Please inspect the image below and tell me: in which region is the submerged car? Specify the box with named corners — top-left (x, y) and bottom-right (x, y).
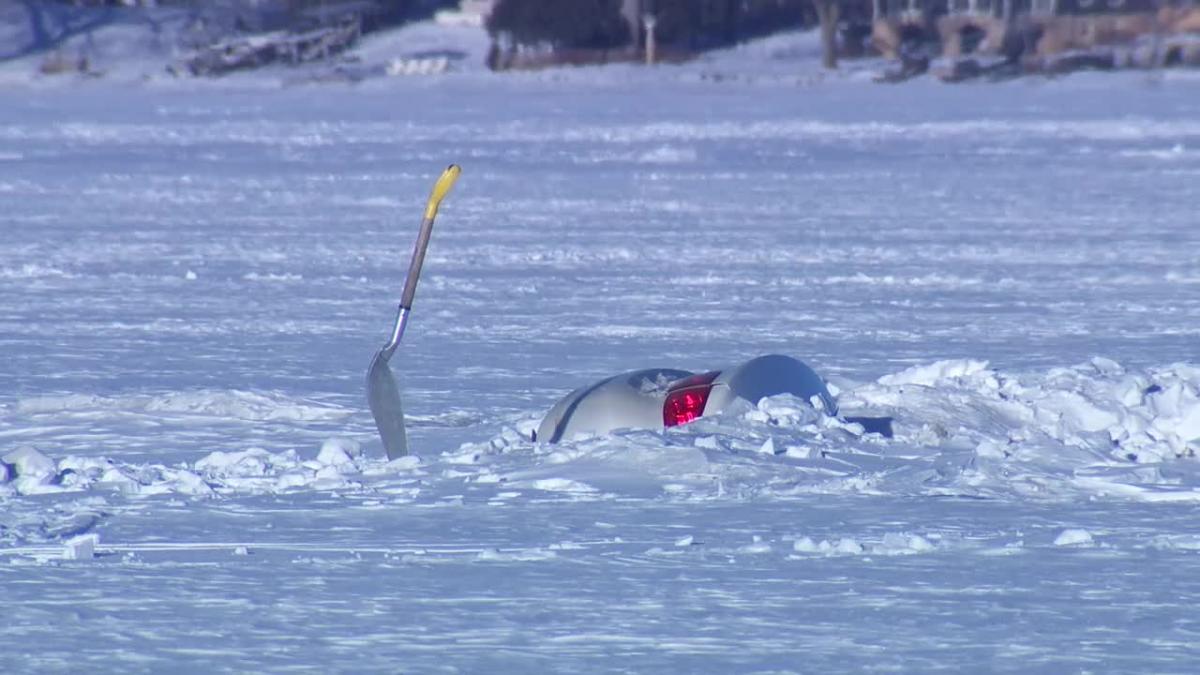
top-left (535, 354), bottom-right (892, 443)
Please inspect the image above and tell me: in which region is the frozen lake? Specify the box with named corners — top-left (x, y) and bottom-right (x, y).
top-left (3, 68), bottom-right (1200, 671)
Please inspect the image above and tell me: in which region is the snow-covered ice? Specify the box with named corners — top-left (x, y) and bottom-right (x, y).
top-left (3, 24), bottom-right (1200, 671)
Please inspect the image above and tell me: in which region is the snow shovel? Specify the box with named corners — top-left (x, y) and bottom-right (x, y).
top-left (367, 165), bottom-right (461, 459)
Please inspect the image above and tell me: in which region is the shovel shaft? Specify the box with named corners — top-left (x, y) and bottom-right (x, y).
top-left (380, 306), bottom-right (410, 360)
top-left (400, 217), bottom-right (434, 311)
top-left (399, 165), bottom-right (460, 312)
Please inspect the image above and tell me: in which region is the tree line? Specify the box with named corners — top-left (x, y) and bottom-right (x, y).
top-left (487, 0), bottom-right (822, 54)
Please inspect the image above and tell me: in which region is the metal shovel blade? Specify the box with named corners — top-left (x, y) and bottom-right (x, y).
top-left (367, 349), bottom-right (407, 459)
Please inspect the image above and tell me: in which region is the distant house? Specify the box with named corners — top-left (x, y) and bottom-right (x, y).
top-left (870, 0), bottom-right (1200, 62)
top-left (1030, 0), bottom-right (1175, 59)
top-left (870, 0), bottom-right (945, 60)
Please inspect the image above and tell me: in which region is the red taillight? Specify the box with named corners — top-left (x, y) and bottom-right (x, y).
top-left (664, 390), bottom-right (709, 426)
top-left (663, 371), bottom-right (720, 427)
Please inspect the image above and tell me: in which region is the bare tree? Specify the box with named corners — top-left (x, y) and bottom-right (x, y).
top-left (810, 0), bottom-right (839, 69)
top-left (8, 0), bottom-right (112, 60)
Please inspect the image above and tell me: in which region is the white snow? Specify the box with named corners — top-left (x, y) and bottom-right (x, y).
top-left (1, 15), bottom-right (1200, 672)
top-left (877, 359), bottom-right (992, 387)
top-left (2, 445), bottom-right (60, 495)
top-left (63, 533), bottom-right (99, 561)
top-left (1053, 529), bottom-right (1096, 547)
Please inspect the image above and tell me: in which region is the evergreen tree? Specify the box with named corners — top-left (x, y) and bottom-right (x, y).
top-left (487, 0), bottom-right (631, 49)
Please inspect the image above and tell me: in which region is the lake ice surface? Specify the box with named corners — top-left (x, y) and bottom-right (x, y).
top-left (2, 62), bottom-right (1200, 672)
